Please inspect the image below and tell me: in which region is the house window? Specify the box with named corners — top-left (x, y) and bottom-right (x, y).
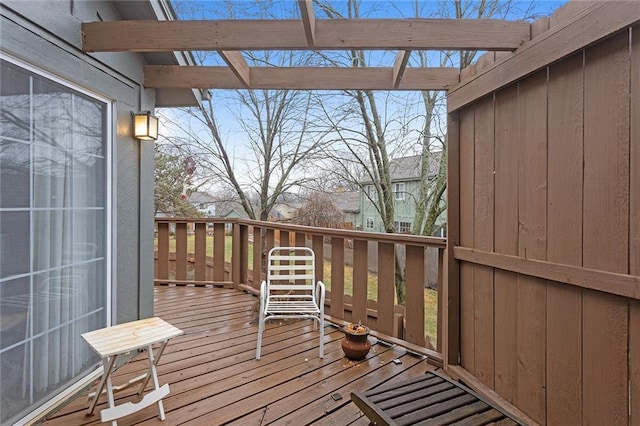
top-left (366, 185), bottom-right (375, 199)
top-left (394, 183), bottom-right (405, 200)
top-left (0, 57), bottom-right (110, 424)
top-left (366, 217), bottom-right (374, 229)
top-left (395, 221), bottom-right (412, 233)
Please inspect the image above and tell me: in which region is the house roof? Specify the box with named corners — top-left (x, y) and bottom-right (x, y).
top-left (392, 153), bottom-right (442, 181)
top-left (330, 191), bottom-right (359, 213)
top-left (214, 200), bottom-right (250, 219)
top-left (361, 153), bottom-right (443, 184)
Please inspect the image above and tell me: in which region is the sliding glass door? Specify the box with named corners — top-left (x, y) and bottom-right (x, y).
top-left (0, 56), bottom-right (111, 424)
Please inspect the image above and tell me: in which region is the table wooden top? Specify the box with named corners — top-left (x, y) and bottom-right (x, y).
top-left (81, 317), bottom-right (183, 357)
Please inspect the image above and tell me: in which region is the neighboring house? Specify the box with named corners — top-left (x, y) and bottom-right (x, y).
top-left (270, 202), bottom-right (302, 222)
top-left (329, 190), bottom-right (360, 229)
top-left (188, 191), bottom-right (216, 217)
top-left (356, 154), bottom-right (445, 234)
top-left (0, 1), bottom-right (202, 423)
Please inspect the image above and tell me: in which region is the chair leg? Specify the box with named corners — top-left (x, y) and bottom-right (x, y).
top-left (319, 314), bottom-right (324, 359)
top-left (256, 306), bottom-right (265, 360)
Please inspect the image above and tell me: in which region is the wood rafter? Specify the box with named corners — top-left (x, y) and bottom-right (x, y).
top-left (82, 19), bottom-right (530, 52)
top-left (144, 65), bottom-right (459, 91)
top-left (392, 50), bottom-right (411, 89)
top-left (217, 51), bottom-right (250, 87)
top-left (297, 0), bottom-right (316, 47)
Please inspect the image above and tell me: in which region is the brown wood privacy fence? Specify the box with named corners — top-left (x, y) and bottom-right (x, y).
top-left (154, 217), bottom-right (446, 355)
top-left (446, 3), bottom-right (640, 425)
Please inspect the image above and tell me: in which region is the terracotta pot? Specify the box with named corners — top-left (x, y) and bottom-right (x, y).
top-left (341, 326), bottom-right (371, 360)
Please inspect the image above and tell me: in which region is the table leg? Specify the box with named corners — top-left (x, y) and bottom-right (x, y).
top-left (146, 343), bottom-right (166, 420)
top-left (137, 340), bottom-right (169, 396)
top-left (87, 355), bottom-right (117, 416)
top-left (104, 371), bottom-right (117, 426)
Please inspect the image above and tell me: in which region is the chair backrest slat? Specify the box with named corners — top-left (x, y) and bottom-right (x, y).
top-left (266, 247), bottom-right (316, 297)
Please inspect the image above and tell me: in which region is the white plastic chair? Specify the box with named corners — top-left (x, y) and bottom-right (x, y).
top-left (256, 246), bottom-right (326, 360)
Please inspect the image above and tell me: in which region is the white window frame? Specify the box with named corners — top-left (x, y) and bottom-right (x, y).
top-left (394, 183), bottom-right (405, 200)
top-left (365, 217), bottom-right (374, 229)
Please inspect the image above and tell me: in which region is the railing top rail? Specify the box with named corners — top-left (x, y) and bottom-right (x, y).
top-left (154, 217), bottom-right (446, 248)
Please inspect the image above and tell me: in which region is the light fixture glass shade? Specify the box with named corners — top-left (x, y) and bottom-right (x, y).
top-left (133, 111), bottom-right (159, 140)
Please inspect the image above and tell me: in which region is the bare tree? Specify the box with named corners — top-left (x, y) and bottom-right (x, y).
top-left (161, 2), bottom-right (331, 221)
top-left (293, 192), bottom-right (345, 228)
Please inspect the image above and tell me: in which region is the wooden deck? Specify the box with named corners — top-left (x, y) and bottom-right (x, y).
top-left (44, 285), bottom-right (436, 425)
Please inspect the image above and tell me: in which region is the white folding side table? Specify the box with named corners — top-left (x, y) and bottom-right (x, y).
top-left (81, 317), bottom-right (183, 425)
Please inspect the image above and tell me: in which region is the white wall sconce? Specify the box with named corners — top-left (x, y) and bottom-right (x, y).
top-left (133, 111), bottom-right (158, 141)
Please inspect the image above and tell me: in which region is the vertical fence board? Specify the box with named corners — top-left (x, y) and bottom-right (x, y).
top-left (175, 222), bottom-right (188, 281)
top-left (493, 84), bottom-right (519, 402)
top-left (546, 52), bottom-right (584, 426)
top-left (436, 248), bottom-right (444, 352)
top-left (515, 70), bottom-right (547, 424)
top-left (405, 245), bottom-right (425, 346)
top-left (632, 301), bottom-right (640, 426)
top-left (330, 238), bottom-right (345, 320)
top-left (446, 110), bottom-right (462, 365)
top-left (352, 239), bottom-right (368, 325)
top-left (194, 222), bottom-right (207, 282)
top-left (631, 25), bottom-right (640, 426)
top-left (473, 97), bottom-right (495, 388)
top-left (459, 106), bottom-right (475, 371)
top-left (157, 222), bottom-right (169, 280)
top-left (295, 232), bottom-right (305, 248)
top-left (213, 222), bottom-right (225, 281)
top-left (582, 33), bottom-right (630, 425)
top-left (377, 242), bottom-right (395, 336)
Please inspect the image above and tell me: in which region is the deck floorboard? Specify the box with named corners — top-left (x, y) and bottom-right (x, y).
top-left (44, 285), bottom-right (435, 425)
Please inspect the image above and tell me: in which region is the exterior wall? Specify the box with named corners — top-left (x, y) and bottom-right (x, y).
top-left (448, 3), bottom-right (640, 424)
top-left (358, 179), bottom-right (420, 232)
top-left (0, 1), bottom-right (156, 322)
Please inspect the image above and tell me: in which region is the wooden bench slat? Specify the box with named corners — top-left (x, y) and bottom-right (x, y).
top-left (377, 382), bottom-right (455, 410)
top-left (367, 376), bottom-right (446, 402)
top-left (420, 400), bottom-right (491, 425)
top-left (351, 370), bottom-right (524, 426)
top-left (395, 393), bottom-right (477, 425)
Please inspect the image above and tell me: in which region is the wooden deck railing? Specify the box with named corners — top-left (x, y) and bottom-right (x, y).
top-left (154, 217), bottom-right (446, 357)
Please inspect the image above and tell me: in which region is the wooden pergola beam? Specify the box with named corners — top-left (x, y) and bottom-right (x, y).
top-left (392, 50), bottom-right (411, 89)
top-left (144, 66), bottom-right (459, 91)
top-left (83, 19), bottom-right (530, 52)
top-left (297, 0), bottom-right (316, 47)
top-left (217, 51), bottom-right (250, 87)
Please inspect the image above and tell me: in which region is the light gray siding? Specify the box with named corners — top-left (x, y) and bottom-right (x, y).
top-left (1, 0), bottom-right (156, 322)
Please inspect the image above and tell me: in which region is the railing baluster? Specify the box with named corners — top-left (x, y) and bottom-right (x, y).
top-left (252, 226), bottom-right (263, 290)
top-left (157, 222), bottom-right (169, 282)
top-left (405, 244), bottom-right (426, 345)
top-left (352, 239), bottom-right (368, 325)
top-left (313, 235), bottom-right (324, 283)
top-left (213, 222), bottom-right (225, 282)
top-left (194, 222), bottom-right (206, 282)
top-left (175, 222), bottom-right (188, 282)
top-left (377, 242), bottom-right (395, 336)
top-left (330, 237), bottom-right (345, 320)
